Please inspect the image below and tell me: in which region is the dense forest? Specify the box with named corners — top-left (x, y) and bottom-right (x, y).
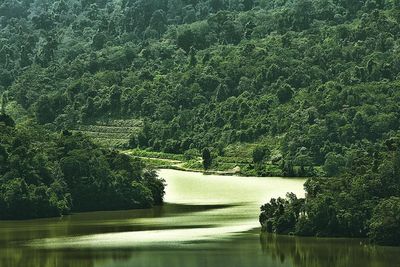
top-left (260, 137), bottom-right (400, 246)
top-left (2, 0), bottom-right (400, 170)
top-left (0, 113), bottom-right (165, 219)
top-left (0, 0), bottom-right (399, 244)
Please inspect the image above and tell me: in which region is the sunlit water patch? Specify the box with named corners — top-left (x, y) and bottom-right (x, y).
top-left (28, 169), bottom-right (305, 249)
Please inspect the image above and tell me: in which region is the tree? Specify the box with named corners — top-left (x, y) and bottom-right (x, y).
top-left (131, 182), bottom-right (154, 208)
top-left (143, 169), bottom-right (165, 205)
top-left (92, 32), bottom-right (107, 50)
top-left (210, 0), bottom-right (224, 12)
top-left (323, 152), bottom-right (346, 176)
top-left (1, 178), bottom-right (31, 219)
top-left (149, 9), bottom-right (167, 35)
top-left (292, 0), bottom-right (315, 30)
top-left (0, 145), bottom-right (8, 173)
top-left (177, 28), bottom-right (195, 52)
top-left (277, 84), bottom-right (294, 103)
top-left (241, 0), bottom-right (254, 11)
top-left (35, 95), bottom-right (55, 124)
top-left (294, 148), bottom-right (313, 175)
top-left (0, 113), bottom-right (14, 127)
top-left (252, 146), bottom-right (270, 164)
top-left (259, 193), bottom-right (304, 234)
top-left (202, 147), bottom-right (213, 170)
top-left (369, 197), bottom-right (400, 246)
top-left (1, 92), bottom-right (7, 114)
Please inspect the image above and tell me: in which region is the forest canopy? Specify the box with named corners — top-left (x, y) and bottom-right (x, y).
top-left (0, 115), bottom-right (165, 219)
top-left (1, 1), bottom-right (400, 169)
top-left (260, 136), bottom-right (400, 246)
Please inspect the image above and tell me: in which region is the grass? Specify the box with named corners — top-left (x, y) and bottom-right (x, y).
top-left (76, 131), bottom-right (321, 177)
top-left (123, 149), bottom-right (186, 161)
top-left (182, 160), bottom-right (203, 170)
top-left (140, 158), bottom-right (177, 168)
top-left (124, 147), bottom-right (287, 177)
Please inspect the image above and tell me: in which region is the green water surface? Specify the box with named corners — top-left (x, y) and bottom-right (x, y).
top-left (0, 169), bottom-right (398, 267)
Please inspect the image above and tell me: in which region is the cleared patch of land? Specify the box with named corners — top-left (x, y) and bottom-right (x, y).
top-left (122, 145), bottom-right (285, 177)
top-left (71, 119), bottom-right (142, 148)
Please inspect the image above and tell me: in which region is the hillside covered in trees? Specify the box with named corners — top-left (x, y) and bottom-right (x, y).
top-left (0, 0), bottom-right (399, 244)
top-left (1, 0), bottom-right (400, 172)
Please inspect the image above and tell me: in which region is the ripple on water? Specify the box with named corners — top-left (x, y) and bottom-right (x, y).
top-left (28, 170), bottom-right (306, 249)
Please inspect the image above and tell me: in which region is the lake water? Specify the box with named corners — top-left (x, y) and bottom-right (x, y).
top-left (0, 169), bottom-right (399, 267)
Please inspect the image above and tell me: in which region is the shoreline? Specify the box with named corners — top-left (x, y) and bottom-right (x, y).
top-left (123, 151), bottom-right (315, 178)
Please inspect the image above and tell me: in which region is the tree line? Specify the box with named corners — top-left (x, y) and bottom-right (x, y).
top-left (0, 114), bottom-right (165, 219)
top-left (260, 137), bottom-right (400, 246)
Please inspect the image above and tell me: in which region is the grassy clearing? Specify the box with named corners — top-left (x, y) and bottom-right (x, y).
top-left (123, 149), bottom-right (186, 161)
top-left (110, 140), bottom-right (319, 177)
top-left (139, 158), bottom-right (178, 168)
top-left (123, 146), bottom-right (291, 177)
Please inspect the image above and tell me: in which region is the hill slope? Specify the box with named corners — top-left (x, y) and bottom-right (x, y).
top-left (2, 1), bottom-right (400, 176)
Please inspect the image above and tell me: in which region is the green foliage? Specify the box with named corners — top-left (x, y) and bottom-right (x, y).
top-left (202, 147), bottom-right (213, 170)
top-left (276, 84), bottom-right (294, 104)
top-left (2, 0), bottom-right (400, 168)
top-left (184, 148), bottom-right (200, 160)
top-left (259, 193), bottom-right (305, 234)
top-left (323, 152), bottom-right (346, 177)
top-left (125, 149), bottom-right (185, 161)
top-left (252, 146), bottom-right (270, 164)
top-left (0, 113), bottom-right (15, 127)
top-left (142, 169), bottom-right (165, 205)
top-left (1, 92), bottom-right (7, 114)
top-left (369, 197), bottom-right (400, 246)
top-left (260, 139), bottom-right (400, 245)
top-left (0, 119), bottom-right (165, 219)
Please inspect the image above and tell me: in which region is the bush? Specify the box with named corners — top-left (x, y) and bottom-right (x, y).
top-left (369, 197), bottom-right (400, 246)
top-left (323, 152), bottom-right (346, 177)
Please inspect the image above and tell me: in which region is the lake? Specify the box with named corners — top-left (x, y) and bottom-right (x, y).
top-left (0, 169), bottom-right (399, 267)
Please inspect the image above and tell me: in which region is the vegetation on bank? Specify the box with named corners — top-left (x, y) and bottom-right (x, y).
top-left (260, 137), bottom-right (400, 246)
top-left (0, 114), bottom-right (165, 220)
top-left (123, 144), bottom-right (321, 177)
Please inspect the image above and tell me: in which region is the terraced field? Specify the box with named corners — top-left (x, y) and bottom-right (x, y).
top-left (71, 119), bottom-right (142, 148)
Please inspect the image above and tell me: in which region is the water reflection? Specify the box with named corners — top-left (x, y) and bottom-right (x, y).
top-left (0, 169), bottom-right (399, 267)
top-left (260, 233), bottom-right (400, 267)
top-left (2, 232), bottom-right (400, 267)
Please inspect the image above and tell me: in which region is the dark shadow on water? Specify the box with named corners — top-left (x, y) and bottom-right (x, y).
top-left (2, 228), bottom-right (400, 267)
top-left (2, 204), bottom-right (400, 267)
top-left (259, 232), bottom-right (400, 267)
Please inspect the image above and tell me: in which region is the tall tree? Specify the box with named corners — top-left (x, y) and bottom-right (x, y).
top-left (202, 147), bottom-right (213, 170)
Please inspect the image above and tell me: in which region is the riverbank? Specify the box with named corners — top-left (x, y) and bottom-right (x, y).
top-left (122, 149), bottom-right (262, 176)
top-left (122, 149), bottom-right (323, 177)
